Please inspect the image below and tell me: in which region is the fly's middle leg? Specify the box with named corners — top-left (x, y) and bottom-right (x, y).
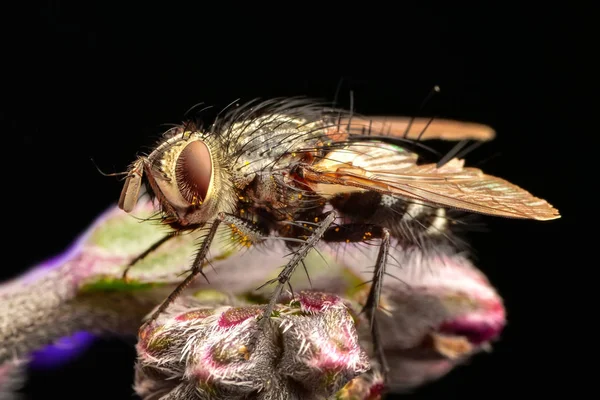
top-left (257, 212), bottom-right (336, 328)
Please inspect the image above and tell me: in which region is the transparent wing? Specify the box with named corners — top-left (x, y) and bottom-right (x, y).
top-left (301, 143), bottom-right (560, 221)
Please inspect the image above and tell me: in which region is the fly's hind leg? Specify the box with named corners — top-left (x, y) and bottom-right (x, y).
top-left (363, 228), bottom-right (391, 380)
top-left (322, 224), bottom-right (391, 384)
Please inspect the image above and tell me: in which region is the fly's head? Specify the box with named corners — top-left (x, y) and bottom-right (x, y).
top-left (119, 128), bottom-right (236, 228)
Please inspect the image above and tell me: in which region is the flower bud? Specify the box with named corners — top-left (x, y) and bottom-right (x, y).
top-left (135, 290), bottom-right (369, 400)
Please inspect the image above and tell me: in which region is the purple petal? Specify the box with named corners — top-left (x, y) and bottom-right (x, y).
top-left (28, 331), bottom-right (97, 370)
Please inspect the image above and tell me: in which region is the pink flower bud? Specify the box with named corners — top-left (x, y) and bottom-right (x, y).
top-left (337, 245), bottom-right (506, 394)
top-left (135, 291), bottom-right (370, 400)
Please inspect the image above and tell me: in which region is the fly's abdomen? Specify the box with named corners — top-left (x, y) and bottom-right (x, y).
top-left (328, 191), bottom-right (451, 245)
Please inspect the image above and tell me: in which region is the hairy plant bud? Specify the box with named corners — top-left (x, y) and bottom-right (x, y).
top-left (135, 291), bottom-right (370, 400)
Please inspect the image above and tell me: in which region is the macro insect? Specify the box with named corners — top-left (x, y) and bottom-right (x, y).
top-left (116, 97), bottom-right (560, 378)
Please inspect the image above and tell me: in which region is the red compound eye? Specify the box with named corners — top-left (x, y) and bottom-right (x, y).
top-left (176, 140), bottom-right (212, 205)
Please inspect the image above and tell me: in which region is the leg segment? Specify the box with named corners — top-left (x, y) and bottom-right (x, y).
top-left (141, 212), bottom-right (266, 326)
top-left (363, 228), bottom-right (390, 328)
top-left (363, 228), bottom-right (391, 379)
top-left (142, 218), bottom-right (222, 326)
top-left (259, 212), bottom-right (336, 323)
top-left (321, 224), bottom-right (391, 381)
top-left (122, 232), bottom-right (178, 280)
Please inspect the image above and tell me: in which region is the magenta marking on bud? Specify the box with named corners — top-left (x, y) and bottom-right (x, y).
top-left (192, 342), bottom-right (253, 385)
top-left (311, 335), bottom-right (356, 371)
top-left (367, 382), bottom-right (385, 400)
top-left (217, 306), bottom-right (262, 328)
top-left (438, 297), bottom-right (505, 345)
top-left (297, 291), bottom-right (341, 313)
top-left (289, 311), bottom-right (367, 378)
top-left (135, 297), bottom-right (369, 399)
top-left (175, 309), bottom-right (215, 321)
top-left (438, 317), bottom-right (504, 345)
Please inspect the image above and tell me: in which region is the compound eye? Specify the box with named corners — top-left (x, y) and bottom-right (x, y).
top-left (176, 140), bottom-right (212, 205)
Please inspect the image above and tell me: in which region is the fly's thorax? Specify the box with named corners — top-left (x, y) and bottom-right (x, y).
top-left (240, 173), bottom-right (309, 214)
top-left (147, 130), bottom-right (236, 226)
top-left (228, 114), bottom-right (327, 182)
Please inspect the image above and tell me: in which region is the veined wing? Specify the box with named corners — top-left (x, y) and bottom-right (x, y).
top-left (301, 143), bottom-right (560, 221)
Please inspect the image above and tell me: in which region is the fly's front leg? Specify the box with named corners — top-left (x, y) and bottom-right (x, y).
top-left (122, 232), bottom-right (178, 281)
top-left (142, 218), bottom-right (222, 326)
top-left (259, 212), bottom-right (336, 325)
top-left (118, 157), bottom-right (182, 281)
top-left (142, 212), bottom-right (267, 326)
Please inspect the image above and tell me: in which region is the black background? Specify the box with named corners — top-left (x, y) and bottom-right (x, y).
top-left (2, 3), bottom-right (585, 399)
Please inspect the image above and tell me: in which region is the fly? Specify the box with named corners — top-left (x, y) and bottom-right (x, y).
top-left (116, 97), bottom-right (560, 380)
